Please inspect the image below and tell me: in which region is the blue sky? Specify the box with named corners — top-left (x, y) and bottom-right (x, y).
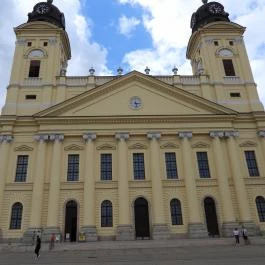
top-left (0, 0), bottom-right (265, 111)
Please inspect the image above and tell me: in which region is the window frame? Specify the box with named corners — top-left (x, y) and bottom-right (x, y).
top-left (170, 199), bottom-right (183, 225)
top-left (256, 196), bottom-right (265, 222)
top-left (196, 151), bottom-right (211, 178)
top-left (28, 60), bottom-right (41, 77)
top-left (165, 152), bottom-right (178, 179)
top-left (100, 153), bottom-right (112, 181)
top-left (133, 153), bottom-right (145, 180)
top-left (15, 155), bottom-right (29, 182)
top-left (67, 154), bottom-right (80, 181)
top-left (244, 150), bottom-right (260, 177)
top-left (101, 200), bottom-right (113, 227)
top-left (9, 202), bottom-right (23, 230)
top-left (222, 59), bottom-right (236, 76)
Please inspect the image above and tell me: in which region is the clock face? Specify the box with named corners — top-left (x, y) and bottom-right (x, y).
top-left (130, 97), bottom-right (142, 109)
top-left (36, 3), bottom-right (50, 14)
top-left (208, 3), bottom-right (223, 14)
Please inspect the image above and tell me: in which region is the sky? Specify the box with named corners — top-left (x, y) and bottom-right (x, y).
top-left (0, 0), bottom-right (265, 113)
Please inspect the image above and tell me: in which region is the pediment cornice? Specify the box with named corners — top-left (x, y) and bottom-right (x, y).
top-left (64, 144), bottom-right (84, 151)
top-left (191, 141), bottom-right (210, 149)
top-left (96, 143), bottom-right (116, 150)
top-left (160, 142), bottom-right (179, 149)
top-left (128, 143), bottom-right (148, 150)
top-left (239, 141), bottom-right (257, 147)
top-left (14, 145), bottom-right (34, 151)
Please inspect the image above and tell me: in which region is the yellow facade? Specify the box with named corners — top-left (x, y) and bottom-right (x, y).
top-left (0, 1), bottom-right (265, 242)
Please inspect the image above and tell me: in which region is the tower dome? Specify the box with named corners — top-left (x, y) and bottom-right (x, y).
top-left (190, 0), bottom-right (230, 33)
top-left (27, 0), bottom-right (65, 29)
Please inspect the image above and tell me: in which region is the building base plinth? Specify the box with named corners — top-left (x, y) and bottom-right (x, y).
top-left (188, 223), bottom-right (208, 238)
top-left (42, 227), bottom-right (61, 242)
top-left (221, 222), bottom-right (239, 237)
top-left (23, 227), bottom-right (42, 244)
top-left (80, 226), bottom-right (98, 241)
top-left (241, 221), bottom-right (261, 236)
top-left (116, 225), bottom-right (134, 241)
top-left (152, 224), bottom-right (170, 240)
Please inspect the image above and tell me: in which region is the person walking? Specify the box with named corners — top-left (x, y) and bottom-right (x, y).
top-left (49, 233), bottom-right (55, 250)
top-left (233, 228), bottom-right (240, 245)
top-left (34, 235), bottom-right (41, 259)
top-left (242, 227), bottom-right (249, 245)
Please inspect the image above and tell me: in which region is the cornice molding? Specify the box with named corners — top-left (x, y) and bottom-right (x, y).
top-left (14, 145), bottom-right (34, 151)
top-left (239, 141), bottom-right (257, 147)
top-left (160, 142), bottom-right (179, 149)
top-left (128, 143), bottom-right (148, 150)
top-left (64, 144), bottom-right (84, 151)
top-left (96, 143), bottom-right (116, 150)
top-left (191, 141), bottom-right (210, 148)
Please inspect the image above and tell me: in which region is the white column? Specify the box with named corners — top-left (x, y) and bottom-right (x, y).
top-left (225, 131), bottom-right (252, 222)
top-left (30, 135), bottom-right (49, 228)
top-left (46, 134), bottom-right (64, 233)
top-left (0, 135), bottom-right (13, 225)
top-left (115, 133), bottom-right (134, 240)
top-left (147, 132), bottom-right (169, 239)
top-left (81, 133), bottom-right (97, 241)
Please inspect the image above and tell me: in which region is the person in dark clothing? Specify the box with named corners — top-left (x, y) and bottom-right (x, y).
top-left (34, 235), bottom-right (41, 258)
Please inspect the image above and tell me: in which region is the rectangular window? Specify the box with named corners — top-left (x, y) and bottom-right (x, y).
top-left (196, 152), bottom-right (211, 178)
top-left (67, 154), bottom-right (79, 181)
top-left (245, 151), bottom-right (259, 177)
top-left (223, 59), bottom-right (236, 76)
top-left (15, 155), bottom-right (29, 182)
top-left (101, 154), bottom-right (112, 180)
top-left (230, 92), bottom-right (241, 98)
top-left (25, 95), bottom-right (37, 100)
top-left (165, 152), bottom-right (178, 179)
top-left (28, 60), bottom-right (40, 77)
top-left (133, 153), bottom-right (145, 180)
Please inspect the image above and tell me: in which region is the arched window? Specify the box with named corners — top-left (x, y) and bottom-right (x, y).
top-left (101, 200), bottom-right (113, 227)
top-left (256, 196), bottom-right (265, 222)
top-left (10, 202), bottom-right (23, 229)
top-left (170, 199), bottom-right (183, 225)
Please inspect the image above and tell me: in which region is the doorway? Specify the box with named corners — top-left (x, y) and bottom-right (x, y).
top-left (134, 197), bottom-right (150, 239)
top-left (204, 197), bottom-right (219, 237)
top-left (65, 200), bottom-right (78, 242)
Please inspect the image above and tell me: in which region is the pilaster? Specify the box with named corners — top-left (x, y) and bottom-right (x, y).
top-left (115, 133), bottom-right (134, 240)
top-left (147, 132), bottom-right (169, 240)
top-left (179, 132), bottom-right (207, 238)
top-left (80, 133), bottom-right (98, 241)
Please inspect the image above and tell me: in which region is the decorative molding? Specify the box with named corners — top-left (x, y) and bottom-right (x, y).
top-left (239, 141), bottom-right (257, 147)
top-left (128, 143), bottom-right (148, 150)
top-left (191, 141), bottom-right (210, 149)
top-left (49, 134), bottom-right (64, 141)
top-left (49, 37), bottom-right (57, 45)
top-left (258, 130), bottom-right (265, 137)
top-left (178, 132), bottom-right (192, 139)
top-left (209, 131), bottom-right (224, 138)
top-left (83, 133), bottom-right (97, 141)
top-left (34, 134), bottom-right (49, 142)
top-left (96, 143), bottom-right (116, 150)
top-left (115, 133), bottom-right (130, 140)
top-left (14, 145), bottom-right (34, 151)
top-left (224, 131), bottom-right (239, 138)
top-left (0, 135), bottom-right (13, 143)
top-left (147, 132), bottom-right (161, 140)
top-left (160, 142), bottom-right (179, 149)
top-left (64, 144), bottom-right (84, 151)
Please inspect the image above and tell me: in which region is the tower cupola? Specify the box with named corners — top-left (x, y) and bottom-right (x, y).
top-left (191, 0), bottom-right (230, 33)
top-left (28, 0), bottom-right (65, 29)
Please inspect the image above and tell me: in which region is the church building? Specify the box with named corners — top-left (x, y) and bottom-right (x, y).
top-left (0, 0), bottom-right (265, 242)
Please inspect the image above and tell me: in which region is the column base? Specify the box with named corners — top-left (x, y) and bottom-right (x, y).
top-left (152, 224), bottom-right (170, 240)
top-left (116, 225), bottom-right (134, 241)
top-left (221, 222), bottom-right (239, 237)
top-left (241, 221), bottom-right (261, 236)
top-left (188, 223), bottom-right (208, 238)
top-left (23, 227), bottom-right (42, 244)
top-left (42, 227), bottom-right (61, 242)
top-left (80, 226), bottom-right (98, 241)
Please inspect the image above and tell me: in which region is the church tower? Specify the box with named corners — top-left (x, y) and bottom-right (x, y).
top-left (2, 0), bottom-right (71, 116)
top-left (187, 0), bottom-right (263, 113)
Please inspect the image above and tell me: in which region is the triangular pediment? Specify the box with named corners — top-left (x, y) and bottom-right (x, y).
top-left (15, 145), bottom-right (34, 151)
top-left (160, 142), bottom-right (180, 149)
top-left (239, 141), bottom-right (257, 147)
top-left (35, 71), bottom-right (237, 119)
top-left (128, 143), bottom-right (148, 150)
top-left (192, 141), bottom-right (210, 148)
top-left (64, 144), bottom-right (84, 151)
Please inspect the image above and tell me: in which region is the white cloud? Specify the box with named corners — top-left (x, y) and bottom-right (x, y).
top-left (118, 0), bottom-right (265, 105)
top-left (118, 15), bottom-right (141, 37)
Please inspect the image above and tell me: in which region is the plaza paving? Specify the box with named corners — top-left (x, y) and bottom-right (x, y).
top-left (0, 237), bottom-right (265, 265)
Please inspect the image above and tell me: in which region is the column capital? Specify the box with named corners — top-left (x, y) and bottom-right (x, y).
top-left (178, 132), bottom-right (192, 139)
top-left (210, 131), bottom-right (224, 138)
top-left (34, 134), bottom-right (49, 142)
top-left (0, 134), bottom-right (13, 143)
top-left (258, 130), bottom-right (265, 137)
top-left (115, 133), bottom-right (130, 140)
top-left (83, 133), bottom-right (97, 141)
top-left (224, 131), bottom-right (239, 138)
top-left (147, 132), bottom-right (161, 140)
top-left (49, 134), bottom-right (64, 142)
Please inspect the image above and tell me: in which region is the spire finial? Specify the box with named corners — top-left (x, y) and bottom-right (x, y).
top-left (47, 0), bottom-right (53, 4)
top-left (202, 0), bottom-right (208, 4)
